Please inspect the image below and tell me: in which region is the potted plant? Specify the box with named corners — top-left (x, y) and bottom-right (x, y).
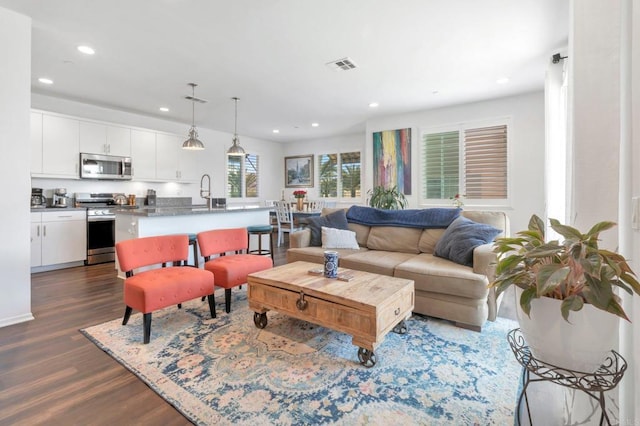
top-left (367, 185), bottom-right (407, 210)
top-left (490, 214), bottom-right (640, 372)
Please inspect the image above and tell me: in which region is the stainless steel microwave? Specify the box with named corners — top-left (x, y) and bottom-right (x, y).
top-left (79, 153), bottom-right (133, 180)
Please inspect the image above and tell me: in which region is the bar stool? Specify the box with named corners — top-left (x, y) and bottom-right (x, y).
top-left (247, 225), bottom-right (274, 261)
top-left (187, 233), bottom-right (199, 267)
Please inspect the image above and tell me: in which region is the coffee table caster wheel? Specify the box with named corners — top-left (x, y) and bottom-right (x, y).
top-left (357, 347), bottom-right (376, 368)
top-left (253, 312), bottom-right (267, 329)
top-left (393, 320), bottom-right (407, 335)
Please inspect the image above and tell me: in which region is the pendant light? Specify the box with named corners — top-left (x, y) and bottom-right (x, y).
top-left (227, 97), bottom-right (245, 155)
top-left (182, 83), bottom-right (205, 150)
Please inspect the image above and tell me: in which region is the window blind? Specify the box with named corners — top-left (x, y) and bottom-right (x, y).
top-left (422, 131), bottom-right (459, 199)
top-left (318, 154), bottom-right (337, 197)
top-left (245, 154), bottom-right (259, 198)
top-left (464, 125), bottom-right (507, 199)
top-left (340, 152), bottom-right (361, 198)
top-left (227, 155), bottom-right (242, 198)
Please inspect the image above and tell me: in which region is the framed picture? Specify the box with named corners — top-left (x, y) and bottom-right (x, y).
top-left (284, 154), bottom-right (314, 188)
top-left (372, 128), bottom-right (412, 195)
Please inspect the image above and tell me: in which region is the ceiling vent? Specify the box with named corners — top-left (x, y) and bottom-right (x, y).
top-left (185, 95), bottom-right (208, 103)
top-left (326, 57), bottom-right (358, 71)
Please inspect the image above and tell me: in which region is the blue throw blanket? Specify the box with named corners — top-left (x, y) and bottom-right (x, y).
top-left (346, 205), bottom-right (461, 229)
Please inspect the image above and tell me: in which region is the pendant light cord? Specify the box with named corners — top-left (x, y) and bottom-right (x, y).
top-left (234, 97), bottom-right (238, 137)
top-left (192, 84), bottom-right (196, 127)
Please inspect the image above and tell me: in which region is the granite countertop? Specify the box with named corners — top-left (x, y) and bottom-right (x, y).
top-left (30, 207), bottom-right (87, 212)
top-left (114, 205), bottom-right (271, 217)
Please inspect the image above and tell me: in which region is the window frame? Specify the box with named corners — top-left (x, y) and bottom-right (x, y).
top-left (317, 150), bottom-right (362, 201)
top-left (418, 117), bottom-right (511, 208)
top-left (226, 153), bottom-right (260, 199)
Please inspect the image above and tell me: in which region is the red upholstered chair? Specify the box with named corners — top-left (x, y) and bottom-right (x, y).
top-left (115, 234), bottom-right (215, 344)
top-left (197, 227), bottom-right (273, 313)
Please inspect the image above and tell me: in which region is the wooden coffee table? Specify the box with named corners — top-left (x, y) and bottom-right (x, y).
top-left (247, 261), bottom-right (415, 367)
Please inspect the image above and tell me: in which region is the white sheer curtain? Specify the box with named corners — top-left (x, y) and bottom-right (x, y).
top-left (544, 53), bottom-right (569, 237)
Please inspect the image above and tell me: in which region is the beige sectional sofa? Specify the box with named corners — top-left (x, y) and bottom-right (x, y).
top-left (287, 209), bottom-right (510, 331)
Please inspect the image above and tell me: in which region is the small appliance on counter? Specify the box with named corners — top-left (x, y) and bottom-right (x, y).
top-left (53, 188), bottom-right (70, 208)
top-left (146, 189), bottom-right (156, 206)
top-left (31, 187), bottom-right (47, 208)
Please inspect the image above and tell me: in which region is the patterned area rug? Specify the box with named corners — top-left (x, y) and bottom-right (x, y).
top-left (82, 289), bottom-right (520, 425)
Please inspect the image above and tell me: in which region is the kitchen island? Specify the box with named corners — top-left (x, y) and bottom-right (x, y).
top-left (114, 205), bottom-right (271, 275)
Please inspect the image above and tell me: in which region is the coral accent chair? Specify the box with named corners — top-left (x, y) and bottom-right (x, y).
top-left (197, 227), bottom-right (273, 313)
top-left (115, 234), bottom-right (215, 344)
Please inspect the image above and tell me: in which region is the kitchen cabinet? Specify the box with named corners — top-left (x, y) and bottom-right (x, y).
top-left (30, 213), bottom-right (42, 267)
top-left (41, 114), bottom-right (80, 178)
top-left (178, 147), bottom-right (201, 182)
top-left (30, 112), bottom-right (43, 174)
top-left (131, 129), bottom-right (156, 180)
top-left (79, 121), bottom-right (131, 157)
top-left (156, 133), bottom-right (182, 180)
top-left (31, 210), bottom-right (87, 268)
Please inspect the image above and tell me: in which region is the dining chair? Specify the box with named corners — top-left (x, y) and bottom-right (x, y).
top-left (307, 200), bottom-right (326, 212)
top-left (274, 200), bottom-right (304, 247)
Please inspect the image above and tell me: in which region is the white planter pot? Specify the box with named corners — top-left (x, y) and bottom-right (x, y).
top-left (515, 287), bottom-right (619, 373)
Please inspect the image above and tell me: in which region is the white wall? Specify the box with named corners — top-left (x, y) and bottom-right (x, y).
top-left (0, 8), bottom-right (33, 326)
top-left (31, 94), bottom-right (284, 203)
top-left (365, 91), bottom-right (546, 233)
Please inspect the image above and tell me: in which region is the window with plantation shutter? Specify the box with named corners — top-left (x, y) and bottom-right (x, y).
top-left (422, 131), bottom-right (459, 199)
top-left (464, 125), bottom-right (507, 199)
top-left (227, 153), bottom-right (260, 198)
top-left (420, 120), bottom-right (509, 205)
top-left (245, 154), bottom-right (259, 198)
top-left (318, 151), bottom-right (361, 199)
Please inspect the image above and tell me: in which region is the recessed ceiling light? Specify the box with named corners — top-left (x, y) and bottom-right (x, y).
top-left (38, 77), bottom-right (53, 85)
top-left (77, 45), bottom-right (95, 55)
top-left (272, 129), bottom-right (280, 134)
top-left (369, 102), bottom-right (379, 108)
top-left (159, 107), bottom-right (169, 112)
top-left (432, 90), bottom-right (439, 95)
top-left (311, 123), bottom-right (319, 127)
top-left (496, 77), bottom-right (509, 84)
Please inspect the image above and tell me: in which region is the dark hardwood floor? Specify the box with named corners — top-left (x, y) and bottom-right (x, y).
top-left (0, 236), bottom-right (288, 426)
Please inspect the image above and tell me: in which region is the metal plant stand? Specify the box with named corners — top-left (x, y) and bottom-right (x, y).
top-left (507, 329), bottom-right (626, 426)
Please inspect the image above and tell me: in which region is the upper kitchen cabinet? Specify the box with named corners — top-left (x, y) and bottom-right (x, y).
top-left (38, 114), bottom-right (80, 178)
top-left (79, 121), bottom-right (131, 157)
top-left (178, 146), bottom-right (202, 183)
top-left (30, 112), bottom-right (43, 173)
top-left (156, 133), bottom-right (181, 180)
top-left (131, 129), bottom-right (156, 180)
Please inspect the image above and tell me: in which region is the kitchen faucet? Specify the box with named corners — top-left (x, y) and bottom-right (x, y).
top-left (200, 174), bottom-right (211, 209)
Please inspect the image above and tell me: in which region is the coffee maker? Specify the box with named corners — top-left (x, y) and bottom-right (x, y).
top-left (31, 188), bottom-right (47, 208)
top-left (53, 188), bottom-right (70, 208)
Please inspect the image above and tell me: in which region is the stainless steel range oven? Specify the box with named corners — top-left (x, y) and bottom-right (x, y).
top-left (75, 193), bottom-right (121, 265)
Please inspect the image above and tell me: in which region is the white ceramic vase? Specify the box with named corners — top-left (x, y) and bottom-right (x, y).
top-left (515, 287), bottom-right (619, 373)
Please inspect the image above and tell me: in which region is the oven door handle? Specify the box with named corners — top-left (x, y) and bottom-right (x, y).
top-left (87, 216), bottom-right (116, 222)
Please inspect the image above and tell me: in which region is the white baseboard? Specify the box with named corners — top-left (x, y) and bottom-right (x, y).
top-left (0, 313), bottom-right (35, 328)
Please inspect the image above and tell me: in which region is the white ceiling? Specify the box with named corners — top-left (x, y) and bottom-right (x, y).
top-left (0, 0), bottom-right (568, 143)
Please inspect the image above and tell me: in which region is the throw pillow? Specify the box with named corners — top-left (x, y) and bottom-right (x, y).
top-left (321, 226), bottom-right (359, 249)
top-left (306, 209), bottom-right (350, 246)
top-left (434, 216), bottom-right (501, 267)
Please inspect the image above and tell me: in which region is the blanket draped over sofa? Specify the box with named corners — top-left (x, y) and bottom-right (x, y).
top-left (346, 205), bottom-right (461, 228)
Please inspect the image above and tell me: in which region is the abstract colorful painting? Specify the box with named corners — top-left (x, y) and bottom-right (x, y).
top-left (373, 128), bottom-right (411, 194)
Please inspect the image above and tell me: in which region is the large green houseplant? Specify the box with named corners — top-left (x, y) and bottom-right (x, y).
top-left (367, 185), bottom-right (407, 210)
top-left (491, 214), bottom-right (639, 320)
top-left (490, 214), bottom-right (639, 371)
